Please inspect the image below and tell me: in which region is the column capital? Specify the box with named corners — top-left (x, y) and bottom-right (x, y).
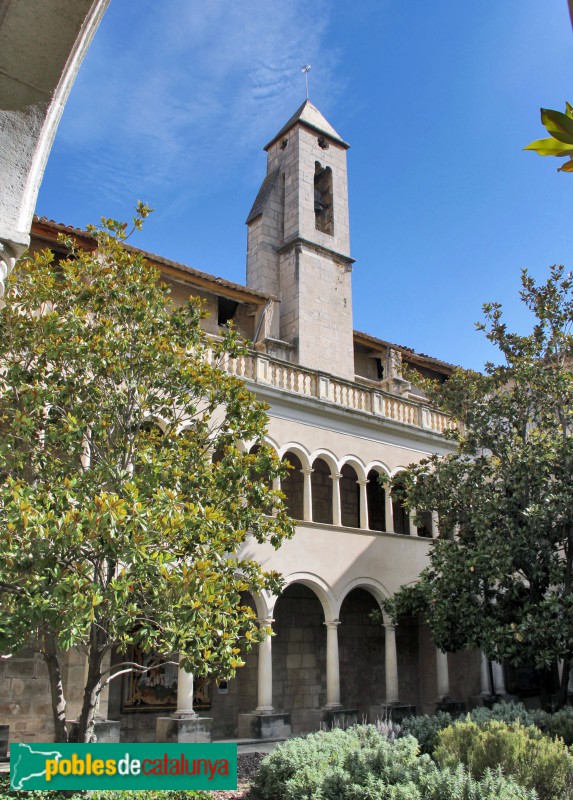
top-left (324, 618), bottom-right (340, 629)
top-left (258, 617), bottom-right (274, 628)
top-left (329, 472), bottom-right (342, 481)
top-left (301, 467), bottom-right (314, 476)
top-left (0, 237), bottom-right (26, 296)
top-left (356, 478), bottom-right (369, 487)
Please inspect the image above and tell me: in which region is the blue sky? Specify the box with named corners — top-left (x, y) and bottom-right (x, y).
top-left (36, 2), bottom-right (573, 370)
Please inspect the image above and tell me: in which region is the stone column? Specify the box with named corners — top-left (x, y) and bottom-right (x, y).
top-left (302, 468), bottom-right (313, 522)
top-left (409, 509), bottom-right (419, 536)
top-left (324, 620), bottom-right (342, 709)
top-left (385, 487), bottom-right (394, 533)
top-left (330, 473), bottom-right (342, 526)
top-left (436, 648), bottom-right (450, 699)
top-left (384, 623), bottom-right (399, 704)
top-left (492, 662), bottom-right (507, 696)
top-left (431, 511), bottom-right (440, 538)
top-left (0, 239), bottom-right (26, 296)
top-left (480, 652), bottom-right (492, 696)
top-left (256, 618), bottom-right (274, 713)
top-left (173, 663), bottom-right (196, 718)
top-left (358, 479), bottom-right (369, 530)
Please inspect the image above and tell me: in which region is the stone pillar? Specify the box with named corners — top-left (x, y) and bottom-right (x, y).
top-left (480, 652), bottom-right (492, 696)
top-left (431, 511), bottom-right (440, 539)
top-left (256, 618), bottom-right (274, 713)
top-left (330, 473), bottom-right (342, 526)
top-left (156, 657), bottom-right (212, 742)
top-left (409, 509), bottom-right (419, 536)
top-left (174, 665), bottom-right (196, 718)
top-left (492, 662), bottom-right (507, 696)
top-left (302, 468), bottom-right (313, 521)
top-left (0, 239), bottom-right (25, 296)
top-left (324, 620), bottom-right (342, 709)
top-left (436, 649), bottom-right (450, 699)
top-left (358, 479), bottom-right (369, 530)
top-left (384, 623), bottom-right (399, 704)
top-left (385, 487), bottom-right (394, 533)
top-left (238, 615), bottom-right (292, 740)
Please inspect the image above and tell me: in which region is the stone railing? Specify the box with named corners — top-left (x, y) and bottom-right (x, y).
top-left (205, 347), bottom-right (452, 435)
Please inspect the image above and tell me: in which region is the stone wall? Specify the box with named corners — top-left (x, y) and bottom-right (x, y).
top-left (273, 584), bottom-right (326, 734)
top-left (0, 648), bottom-right (54, 743)
top-left (339, 589), bottom-right (385, 715)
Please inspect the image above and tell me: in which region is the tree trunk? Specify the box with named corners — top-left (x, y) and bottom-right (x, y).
top-left (558, 655), bottom-right (571, 710)
top-left (76, 626), bottom-right (106, 743)
top-left (42, 632), bottom-right (69, 743)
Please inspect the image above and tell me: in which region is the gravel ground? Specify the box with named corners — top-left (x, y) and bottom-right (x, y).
top-left (208, 752), bottom-right (265, 799)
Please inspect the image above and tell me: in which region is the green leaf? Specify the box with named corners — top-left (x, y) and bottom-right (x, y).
top-left (523, 137), bottom-right (573, 156)
top-left (540, 107), bottom-right (573, 143)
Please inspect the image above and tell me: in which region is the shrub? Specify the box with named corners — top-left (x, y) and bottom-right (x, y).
top-left (434, 719), bottom-right (573, 800)
top-left (400, 712), bottom-right (453, 754)
top-left (250, 725), bottom-right (536, 800)
top-left (534, 706), bottom-right (573, 745)
top-left (467, 701), bottom-right (535, 728)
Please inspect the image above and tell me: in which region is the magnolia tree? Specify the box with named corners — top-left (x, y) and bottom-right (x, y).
top-left (0, 207), bottom-right (294, 742)
top-left (385, 266), bottom-right (573, 708)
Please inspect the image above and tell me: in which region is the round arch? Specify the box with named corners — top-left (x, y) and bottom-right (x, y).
top-left (279, 443), bottom-right (312, 472)
top-left (334, 577), bottom-right (391, 618)
top-left (278, 572), bottom-right (336, 621)
top-left (339, 455), bottom-right (367, 482)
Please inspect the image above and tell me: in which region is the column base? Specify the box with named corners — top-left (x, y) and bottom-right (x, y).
top-left (322, 708), bottom-right (359, 729)
top-left (238, 712), bottom-right (291, 740)
top-left (369, 704), bottom-right (415, 724)
top-left (156, 715), bottom-right (212, 743)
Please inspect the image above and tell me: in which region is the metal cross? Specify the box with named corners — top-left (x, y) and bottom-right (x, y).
top-left (301, 65), bottom-right (311, 100)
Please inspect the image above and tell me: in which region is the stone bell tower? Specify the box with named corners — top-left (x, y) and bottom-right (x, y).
top-left (246, 101), bottom-right (355, 381)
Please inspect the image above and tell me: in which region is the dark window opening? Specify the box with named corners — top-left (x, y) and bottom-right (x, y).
top-left (311, 458), bottom-right (333, 524)
top-left (314, 162), bottom-right (333, 236)
top-left (340, 464), bottom-right (360, 528)
top-left (392, 480), bottom-right (410, 535)
top-left (417, 511), bottom-right (433, 538)
top-left (218, 297), bottom-right (239, 327)
top-left (367, 470), bottom-right (386, 532)
top-left (281, 452), bottom-right (304, 521)
top-left (376, 359), bottom-right (384, 381)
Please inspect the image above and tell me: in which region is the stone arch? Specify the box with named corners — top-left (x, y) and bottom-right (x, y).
top-left (334, 577), bottom-right (390, 618)
top-left (278, 442), bottom-right (311, 472)
top-left (0, 0), bottom-right (111, 289)
top-left (339, 455), bottom-right (367, 483)
top-left (309, 448), bottom-right (338, 475)
top-left (280, 572), bottom-right (336, 621)
top-left (244, 435), bottom-right (280, 456)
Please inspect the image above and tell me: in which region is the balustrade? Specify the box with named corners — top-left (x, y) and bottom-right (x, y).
top-left (201, 345), bottom-right (449, 435)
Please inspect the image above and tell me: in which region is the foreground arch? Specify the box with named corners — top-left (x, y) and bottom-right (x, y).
top-left (0, 0), bottom-right (111, 291)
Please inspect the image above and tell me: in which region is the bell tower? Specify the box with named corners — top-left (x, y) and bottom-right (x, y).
top-left (246, 101), bottom-right (355, 381)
